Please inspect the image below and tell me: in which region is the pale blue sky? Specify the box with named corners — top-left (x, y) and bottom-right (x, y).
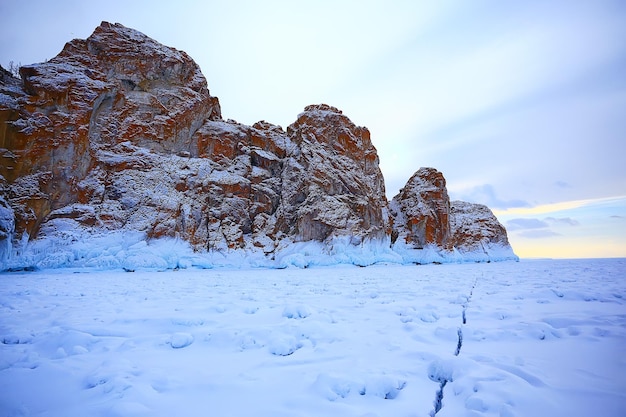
top-left (1, 0), bottom-right (625, 258)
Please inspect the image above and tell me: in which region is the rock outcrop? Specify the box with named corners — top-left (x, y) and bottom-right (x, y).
top-left (0, 22), bottom-right (516, 268)
top-left (449, 200), bottom-right (513, 255)
top-left (389, 168), bottom-right (451, 249)
top-left (278, 104), bottom-right (390, 244)
top-left (1, 22), bottom-right (220, 241)
top-left (390, 168), bottom-right (514, 260)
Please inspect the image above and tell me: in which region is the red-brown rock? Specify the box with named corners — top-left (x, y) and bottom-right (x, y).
top-left (390, 167), bottom-right (451, 249)
top-left (1, 22), bottom-right (220, 243)
top-left (278, 104), bottom-right (390, 243)
top-left (390, 168), bottom-right (515, 259)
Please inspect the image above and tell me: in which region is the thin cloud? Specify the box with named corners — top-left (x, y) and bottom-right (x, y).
top-left (506, 218), bottom-right (549, 231)
top-left (518, 229), bottom-right (561, 239)
top-left (493, 195), bottom-right (626, 216)
top-left (506, 216), bottom-right (579, 237)
top-left (545, 217), bottom-right (580, 226)
top-left (461, 184), bottom-right (529, 210)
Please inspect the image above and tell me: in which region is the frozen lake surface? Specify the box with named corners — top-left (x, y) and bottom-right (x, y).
top-left (1, 258), bottom-right (625, 416)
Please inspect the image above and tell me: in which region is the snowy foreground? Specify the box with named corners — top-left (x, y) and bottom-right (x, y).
top-left (1, 259), bottom-right (625, 417)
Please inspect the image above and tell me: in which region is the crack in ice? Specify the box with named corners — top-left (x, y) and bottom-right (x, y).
top-left (454, 327), bottom-right (463, 357)
top-left (430, 379), bottom-right (447, 417)
top-left (429, 277), bottom-right (477, 416)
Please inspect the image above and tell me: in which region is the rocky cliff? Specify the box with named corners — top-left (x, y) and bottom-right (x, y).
top-left (390, 168), bottom-right (452, 250)
top-left (0, 22), bottom-right (516, 268)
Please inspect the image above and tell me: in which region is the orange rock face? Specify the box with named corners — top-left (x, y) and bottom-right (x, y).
top-left (0, 24), bottom-right (391, 253)
top-left (1, 22), bottom-right (219, 242)
top-left (0, 22), bottom-right (514, 262)
top-left (278, 104), bottom-right (390, 243)
top-left (390, 168), bottom-right (451, 249)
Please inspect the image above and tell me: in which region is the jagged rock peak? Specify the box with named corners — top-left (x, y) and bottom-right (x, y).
top-left (302, 103), bottom-right (343, 114)
top-left (1, 21), bottom-right (222, 242)
top-left (278, 103), bottom-right (389, 244)
top-left (51, 22), bottom-right (213, 96)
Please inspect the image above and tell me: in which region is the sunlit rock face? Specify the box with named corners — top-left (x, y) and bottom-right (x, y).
top-left (390, 168), bottom-right (513, 258)
top-left (0, 21), bottom-right (515, 262)
top-left (390, 168), bottom-right (451, 249)
top-left (0, 22), bottom-right (220, 243)
top-left (278, 104), bottom-right (391, 244)
top-left (0, 23), bottom-right (390, 253)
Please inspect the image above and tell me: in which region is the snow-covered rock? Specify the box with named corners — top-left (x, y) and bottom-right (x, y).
top-left (391, 168), bottom-right (517, 262)
top-left (0, 22), bottom-right (517, 270)
top-left (278, 104), bottom-right (390, 244)
top-left (390, 167), bottom-right (451, 249)
top-left (1, 21), bottom-right (219, 244)
top-left (449, 200), bottom-right (518, 261)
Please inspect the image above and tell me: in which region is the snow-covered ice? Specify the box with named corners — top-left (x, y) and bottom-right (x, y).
top-left (1, 259), bottom-right (624, 416)
top-left (2, 226), bottom-right (518, 271)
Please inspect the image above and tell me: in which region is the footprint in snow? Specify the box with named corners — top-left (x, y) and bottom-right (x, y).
top-left (169, 333), bottom-right (194, 349)
top-left (1, 333), bottom-right (34, 345)
top-left (282, 305), bottom-right (311, 319)
top-left (313, 373), bottom-right (406, 401)
top-left (244, 306), bottom-right (259, 314)
top-left (268, 335), bottom-right (303, 356)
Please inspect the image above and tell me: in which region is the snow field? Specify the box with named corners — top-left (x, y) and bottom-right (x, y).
top-left (0, 259), bottom-right (625, 416)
